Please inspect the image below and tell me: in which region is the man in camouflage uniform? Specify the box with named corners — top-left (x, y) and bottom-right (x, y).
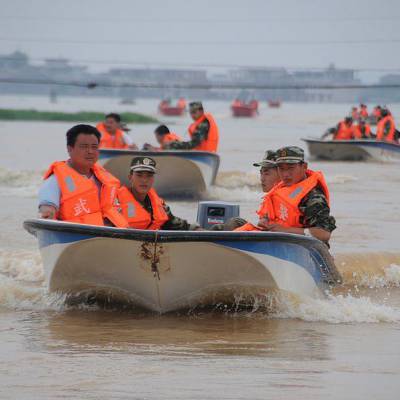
top-left (120, 156), bottom-right (199, 230)
top-left (164, 102), bottom-right (213, 150)
top-left (211, 150), bottom-right (279, 231)
top-left (255, 146), bottom-right (336, 243)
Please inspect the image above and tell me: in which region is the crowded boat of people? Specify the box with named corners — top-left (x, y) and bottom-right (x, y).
top-left (323, 104), bottom-right (399, 143)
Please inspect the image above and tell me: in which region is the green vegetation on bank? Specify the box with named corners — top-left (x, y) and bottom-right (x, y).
top-left (0, 109), bottom-right (158, 124)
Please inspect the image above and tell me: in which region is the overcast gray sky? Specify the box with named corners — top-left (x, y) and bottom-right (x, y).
top-left (1, 0), bottom-right (399, 80)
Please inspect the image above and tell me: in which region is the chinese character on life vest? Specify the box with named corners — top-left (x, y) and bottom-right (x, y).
top-left (279, 204), bottom-right (288, 221)
top-left (74, 198), bottom-right (91, 216)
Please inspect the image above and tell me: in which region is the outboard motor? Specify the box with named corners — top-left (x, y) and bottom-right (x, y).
top-left (196, 201), bottom-right (240, 229)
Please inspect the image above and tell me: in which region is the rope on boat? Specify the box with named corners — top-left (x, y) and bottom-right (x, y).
top-left (152, 231), bottom-right (160, 280)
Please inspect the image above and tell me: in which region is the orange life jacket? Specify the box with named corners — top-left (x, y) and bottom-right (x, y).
top-left (236, 170), bottom-right (329, 231)
top-left (376, 115), bottom-right (396, 142)
top-left (160, 132), bottom-right (182, 148)
top-left (177, 98), bottom-right (186, 109)
top-left (373, 108), bottom-right (382, 119)
top-left (117, 186), bottom-right (169, 230)
top-left (43, 161), bottom-right (129, 227)
top-left (351, 110), bottom-right (359, 120)
top-left (97, 122), bottom-right (128, 149)
top-left (188, 113), bottom-right (219, 152)
top-left (360, 108), bottom-right (368, 118)
top-left (334, 121), bottom-right (353, 140)
top-left (352, 124), bottom-right (371, 139)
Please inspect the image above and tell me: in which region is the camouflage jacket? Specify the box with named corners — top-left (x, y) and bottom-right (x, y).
top-left (141, 195), bottom-right (195, 230)
top-left (165, 119), bottom-right (210, 150)
top-left (298, 187), bottom-right (336, 232)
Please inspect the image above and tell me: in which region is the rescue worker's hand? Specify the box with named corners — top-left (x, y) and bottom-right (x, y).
top-left (39, 205), bottom-right (57, 219)
top-left (128, 143), bottom-right (139, 150)
top-left (143, 143), bottom-right (157, 151)
top-left (262, 223), bottom-right (286, 232)
top-left (142, 143), bottom-right (151, 150)
top-left (257, 218), bottom-right (270, 230)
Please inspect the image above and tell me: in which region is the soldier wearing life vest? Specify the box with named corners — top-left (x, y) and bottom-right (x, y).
top-left (376, 108), bottom-right (397, 143)
top-left (351, 107), bottom-right (359, 121)
top-left (372, 105), bottom-right (382, 122)
top-left (38, 124), bottom-right (128, 227)
top-left (164, 102), bottom-right (219, 152)
top-left (236, 147), bottom-right (336, 244)
top-left (97, 113), bottom-right (138, 150)
top-left (352, 120), bottom-right (372, 139)
top-left (142, 125), bottom-right (182, 151)
top-left (334, 117), bottom-right (353, 140)
top-left (211, 150), bottom-right (280, 231)
top-left (359, 104), bottom-right (369, 119)
top-left (117, 157), bottom-right (199, 230)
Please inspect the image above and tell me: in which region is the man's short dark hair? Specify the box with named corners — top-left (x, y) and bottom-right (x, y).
top-left (106, 113), bottom-right (121, 123)
top-left (66, 124), bottom-right (101, 146)
top-left (154, 124), bottom-right (170, 136)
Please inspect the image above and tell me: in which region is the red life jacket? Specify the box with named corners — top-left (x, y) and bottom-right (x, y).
top-left (376, 115), bottom-right (396, 142)
top-left (117, 187), bottom-right (169, 230)
top-left (188, 113), bottom-right (219, 152)
top-left (97, 122), bottom-right (128, 149)
top-left (43, 161), bottom-right (128, 227)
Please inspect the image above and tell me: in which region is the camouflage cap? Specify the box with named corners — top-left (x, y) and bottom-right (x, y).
top-left (253, 150), bottom-right (277, 168)
top-left (130, 156), bottom-right (156, 173)
top-left (189, 101), bottom-right (203, 112)
top-left (275, 146), bottom-right (305, 164)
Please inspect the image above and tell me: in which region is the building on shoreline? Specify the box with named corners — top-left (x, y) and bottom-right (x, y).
top-left (0, 51), bottom-right (391, 103)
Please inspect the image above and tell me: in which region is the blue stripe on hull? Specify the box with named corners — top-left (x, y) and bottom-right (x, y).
top-left (37, 230), bottom-right (92, 249)
top-left (219, 241), bottom-right (322, 283)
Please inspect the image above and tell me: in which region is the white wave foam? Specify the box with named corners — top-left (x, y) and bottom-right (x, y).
top-left (0, 167), bottom-right (42, 187)
top-left (0, 249), bottom-right (44, 282)
top-left (206, 186), bottom-right (260, 202)
top-left (358, 264), bottom-right (400, 289)
top-left (0, 167), bottom-right (42, 198)
top-left (215, 170), bottom-right (358, 194)
top-left (274, 292), bottom-right (400, 323)
top-left (326, 174), bottom-right (358, 184)
top-left (216, 171), bottom-right (260, 190)
top-left (0, 274), bottom-right (65, 311)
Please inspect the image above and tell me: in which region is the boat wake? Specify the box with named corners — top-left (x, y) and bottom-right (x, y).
top-left (0, 248), bottom-right (399, 322)
top-left (0, 167), bottom-right (42, 198)
top-left (272, 291), bottom-right (400, 323)
top-left (208, 170), bottom-right (359, 201)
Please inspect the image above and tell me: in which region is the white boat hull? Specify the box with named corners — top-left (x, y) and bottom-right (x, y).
top-left (302, 138), bottom-right (400, 162)
top-left (25, 219), bottom-right (340, 313)
top-left (99, 150), bottom-right (220, 198)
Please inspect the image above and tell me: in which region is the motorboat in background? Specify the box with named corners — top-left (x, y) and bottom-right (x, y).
top-left (99, 149), bottom-right (220, 198)
top-left (302, 138), bottom-right (400, 162)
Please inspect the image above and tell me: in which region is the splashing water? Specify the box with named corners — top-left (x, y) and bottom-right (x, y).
top-left (0, 247), bottom-right (399, 322)
top-left (0, 167), bottom-right (42, 198)
top-left (335, 253), bottom-right (400, 288)
top-left (272, 291), bottom-right (400, 324)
